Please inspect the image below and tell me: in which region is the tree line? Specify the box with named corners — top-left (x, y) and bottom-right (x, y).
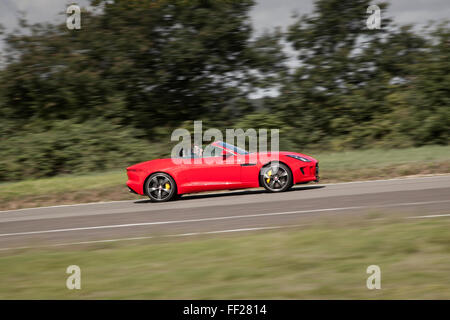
top-left (0, 0), bottom-right (448, 181)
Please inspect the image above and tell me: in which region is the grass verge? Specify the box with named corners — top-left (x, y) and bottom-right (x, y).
top-left (0, 216), bottom-right (449, 299)
top-left (0, 145), bottom-right (449, 210)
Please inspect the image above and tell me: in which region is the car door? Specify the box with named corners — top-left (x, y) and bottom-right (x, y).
top-left (202, 150), bottom-right (242, 190)
top-left (177, 146), bottom-right (242, 193)
top-left (238, 153), bottom-right (260, 187)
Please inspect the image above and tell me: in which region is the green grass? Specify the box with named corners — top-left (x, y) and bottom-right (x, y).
top-left (0, 170), bottom-right (125, 201)
top-left (1, 217), bottom-right (449, 299)
top-left (315, 145), bottom-right (450, 170)
top-left (0, 145), bottom-right (449, 209)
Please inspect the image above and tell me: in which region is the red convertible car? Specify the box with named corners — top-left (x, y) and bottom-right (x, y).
top-left (126, 141), bottom-right (319, 202)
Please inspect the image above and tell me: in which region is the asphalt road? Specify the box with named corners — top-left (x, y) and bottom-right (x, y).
top-left (0, 175), bottom-right (449, 250)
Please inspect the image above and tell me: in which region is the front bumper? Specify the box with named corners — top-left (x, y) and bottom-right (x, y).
top-left (292, 160), bottom-right (319, 184)
top-left (126, 169), bottom-right (146, 195)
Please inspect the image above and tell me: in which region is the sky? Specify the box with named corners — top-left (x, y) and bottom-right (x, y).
top-left (0, 0), bottom-right (449, 59)
top-left (251, 0), bottom-right (450, 34)
top-left (1, 0), bottom-right (449, 36)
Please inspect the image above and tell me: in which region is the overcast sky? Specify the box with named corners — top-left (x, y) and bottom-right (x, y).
top-left (252, 0), bottom-right (450, 34)
top-left (0, 0), bottom-right (449, 50)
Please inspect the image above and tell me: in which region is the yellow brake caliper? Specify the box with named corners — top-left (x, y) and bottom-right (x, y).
top-left (266, 169), bottom-right (272, 183)
top-left (165, 183), bottom-right (171, 190)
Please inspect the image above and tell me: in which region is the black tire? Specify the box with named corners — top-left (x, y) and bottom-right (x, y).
top-left (260, 162), bottom-right (293, 192)
top-left (144, 172), bottom-right (177, 202)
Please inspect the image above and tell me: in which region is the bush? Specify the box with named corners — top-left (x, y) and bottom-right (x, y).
top-left (0, 120), bottom-right (161, 182)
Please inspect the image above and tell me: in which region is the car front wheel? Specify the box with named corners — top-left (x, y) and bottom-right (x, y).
top-left (260, 163), bottom-right (293, 192)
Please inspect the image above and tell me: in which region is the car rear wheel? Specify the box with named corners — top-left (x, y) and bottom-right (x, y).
top-left (260, 163), bottom-right (292, 192)
top-left (145, 173), bottom-right (177, 202)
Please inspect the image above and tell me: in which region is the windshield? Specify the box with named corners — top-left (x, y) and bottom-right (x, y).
top-left (218, 141), bottom-right (249, 155)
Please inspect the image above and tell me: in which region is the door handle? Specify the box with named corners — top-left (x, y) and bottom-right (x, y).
top-left (240, 163), bottom-right (256, 167)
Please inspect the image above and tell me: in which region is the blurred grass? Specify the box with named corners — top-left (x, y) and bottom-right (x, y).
top-left (0, 145), bottom-right (449, 209)
top-left (311, 145), bottom-right (450, 170)
top-left (0, 217), bottom-right (449, 299)
top-left (0, 170), bottom-right (126, 202)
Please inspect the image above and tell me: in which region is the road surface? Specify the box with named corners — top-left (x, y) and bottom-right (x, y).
top-left (0, 175), bottom-right (449, 250)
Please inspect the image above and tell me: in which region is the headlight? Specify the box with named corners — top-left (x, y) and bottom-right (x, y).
top-left (287, 155), bottom-right (312, 162)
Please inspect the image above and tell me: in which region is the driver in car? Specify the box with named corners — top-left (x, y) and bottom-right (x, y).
top-left (192, 144), bottom-right (203, 158)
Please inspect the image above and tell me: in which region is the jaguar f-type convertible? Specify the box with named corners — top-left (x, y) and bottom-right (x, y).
top-left (126, 141), bottom-right (319, 202)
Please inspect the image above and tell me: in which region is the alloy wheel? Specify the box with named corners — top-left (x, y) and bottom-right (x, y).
top-left (146, 173), bottom-right (176, 201)
top-left (261, 164), bottom-right (292, 192)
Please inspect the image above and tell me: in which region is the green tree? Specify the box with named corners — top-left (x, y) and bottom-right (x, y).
top-left (1, 0), bottom-right (285, 137)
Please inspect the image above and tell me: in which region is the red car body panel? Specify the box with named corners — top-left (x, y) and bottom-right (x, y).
top-left (126, 142), bottom-right (318, 196)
